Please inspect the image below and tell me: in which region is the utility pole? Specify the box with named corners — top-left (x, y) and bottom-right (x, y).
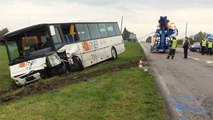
top-left (121, 16), bottom-right (123, 33)
top-left (185, 23), bottom-right (188, 38)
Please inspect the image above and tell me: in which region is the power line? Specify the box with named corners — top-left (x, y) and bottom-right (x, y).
top-left (138, 31), bottom-right (155, 40)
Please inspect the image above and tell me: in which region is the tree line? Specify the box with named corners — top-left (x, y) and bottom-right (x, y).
top-left (0, 28), bottom-right (9, 44)
top-left (122, 27), bottom-right (137, 42)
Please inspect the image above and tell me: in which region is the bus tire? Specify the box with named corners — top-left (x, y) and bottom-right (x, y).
top-left (40, 69), bottom-right (48, 79)
top-left (59, 62), bottom-right (67, 75)
top-left (111, 47), bottom-right (117, 59)
top-left (72, 56), bottom-right (84, 72)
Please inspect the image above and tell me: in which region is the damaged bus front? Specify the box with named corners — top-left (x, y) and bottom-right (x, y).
top-left (4, 25), bottom-right (66, 85)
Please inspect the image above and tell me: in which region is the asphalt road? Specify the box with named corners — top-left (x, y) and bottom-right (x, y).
top-left (141, 43), bottom-right (213, 120)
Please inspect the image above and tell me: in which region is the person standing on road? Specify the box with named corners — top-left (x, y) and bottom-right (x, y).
top-left (207, 40), bottom-right (213, 56)
top-left (167, 36), bottom-right (177, 59)
top-left (183, 37), bottom-right (190, 58)
top-left (201, 39), bottom-right (207, 55)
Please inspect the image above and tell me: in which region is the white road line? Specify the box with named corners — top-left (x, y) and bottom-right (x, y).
top-left (189, 56), bottom-right (213, 64)
top-left (190, 57), bottom-right (200, 61)
top-left (207, 61), bottom-right (213, 64)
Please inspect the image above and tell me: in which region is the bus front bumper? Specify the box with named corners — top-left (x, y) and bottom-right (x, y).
top-left (12, 72), bottom-right (41, 86)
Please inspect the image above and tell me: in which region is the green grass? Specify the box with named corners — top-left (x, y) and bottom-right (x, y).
top-left (0, 42), bottom-right (168, 120)
top-left (0, 45), bottom-right (11, 92)
top-left (0, 68), bottom-right (167, 120)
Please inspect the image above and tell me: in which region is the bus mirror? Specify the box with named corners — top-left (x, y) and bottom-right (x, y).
top-left (49, 25), bottom-right (56, 36)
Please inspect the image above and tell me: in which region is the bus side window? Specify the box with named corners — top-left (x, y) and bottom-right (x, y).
top-left (75, 24), bottom-right (91, 41)
top-left (113, 23), bottom-right (121, 35)
top-left (98, 24), bottom-right (109, 38)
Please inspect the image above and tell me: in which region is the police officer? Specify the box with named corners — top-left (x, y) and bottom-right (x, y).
top-left (167, 36), bottom-right (177, 59)
top-left (201, 39), bottom-right (206, 55)
top-left (207, 40), bottom-right (213, 55)
top-left (183, 37), bottom-right (190, 58)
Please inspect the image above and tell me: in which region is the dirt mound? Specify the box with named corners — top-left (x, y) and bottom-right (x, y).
top-left (0, 61), bottom-right (138, 103)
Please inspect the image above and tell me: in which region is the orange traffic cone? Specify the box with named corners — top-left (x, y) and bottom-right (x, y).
top-left (138, 59), bottom-right (143, 69)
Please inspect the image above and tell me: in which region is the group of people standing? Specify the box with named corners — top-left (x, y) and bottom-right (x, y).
top-left (200, 39), bottom-right (213, 55)
top-left (166, 36), bottom-right (190, 59)
top-left (167, 36), bottom-right (213, 59)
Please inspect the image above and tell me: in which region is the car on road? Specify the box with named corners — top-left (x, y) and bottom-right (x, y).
top-left (189, 42), bottom-right (201, 52)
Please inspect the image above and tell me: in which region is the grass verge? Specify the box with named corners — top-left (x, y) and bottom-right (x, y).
top-left (0, 67), bottom-right (167, 120)
top-left (0, 45), bottom-right (11, 93)
top-left (0, 42), bottom-right (168, 120)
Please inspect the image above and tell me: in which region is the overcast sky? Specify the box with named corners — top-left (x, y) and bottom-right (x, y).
top-left (0, 0), bottom-right (213, 39)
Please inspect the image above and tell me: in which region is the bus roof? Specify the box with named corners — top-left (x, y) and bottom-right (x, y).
top-left (4, 22), bottom-right (118, 38)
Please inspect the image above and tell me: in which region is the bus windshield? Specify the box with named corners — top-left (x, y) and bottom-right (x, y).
top-left (6, 27), bottom-right (52, 63)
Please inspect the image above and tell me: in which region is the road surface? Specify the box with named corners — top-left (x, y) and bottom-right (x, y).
top-left (141, 43), bottom-right (213, 120)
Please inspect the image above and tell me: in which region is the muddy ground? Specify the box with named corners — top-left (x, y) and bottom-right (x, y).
top-left (0, 60), bottom-right (139, 104)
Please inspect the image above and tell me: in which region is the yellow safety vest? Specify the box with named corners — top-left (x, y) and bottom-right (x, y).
top-left (171, 39), bottom-right (177, 49)
top-left (188, 40), bottom-right (190, 45)
top-left (208, 42), bottom-right (213, 48)
top-left (202, 40), bottom-right (206, 47)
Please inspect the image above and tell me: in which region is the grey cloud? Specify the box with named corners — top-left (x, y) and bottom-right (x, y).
top-left (27, 0), bottom-right (119, 6)
top-left (1, 0), bottom-right (213, 9)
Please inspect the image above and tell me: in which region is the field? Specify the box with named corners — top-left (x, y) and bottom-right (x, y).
top-left (0, 42), bottom-right (168, 120)
top-left (0, 45), bottom-right (11, 93)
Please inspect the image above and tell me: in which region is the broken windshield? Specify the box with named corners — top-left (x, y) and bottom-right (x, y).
top-left (6, 27), bottom-right (52, 63)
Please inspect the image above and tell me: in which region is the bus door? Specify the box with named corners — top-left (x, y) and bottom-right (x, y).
top-left (49, 25), bottom-right (65, 50)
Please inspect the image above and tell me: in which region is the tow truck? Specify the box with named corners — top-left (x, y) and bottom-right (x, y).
top-left (151, 16), bottom-right (178, 52)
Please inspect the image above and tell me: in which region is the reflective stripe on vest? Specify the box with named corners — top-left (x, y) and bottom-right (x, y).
top-left (202, 40), bottom-right (206, 47)
top-left (208, 42), bottom-right (213, 48)
top-left (171, 39), bottom-right (177, 49)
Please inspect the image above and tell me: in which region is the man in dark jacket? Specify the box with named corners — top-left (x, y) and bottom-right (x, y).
top-left (183, 37), bottom-right (190, 58)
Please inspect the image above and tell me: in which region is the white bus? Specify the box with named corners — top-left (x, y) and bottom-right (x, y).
top-left (4, 22), bottom-right (125, 85)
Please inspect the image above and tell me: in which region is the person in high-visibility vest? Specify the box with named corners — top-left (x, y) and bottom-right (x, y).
top-left (167, 36), bottom-right (177, 59)
top-left (183, 37), bottom-right (190, 58)
top-left (207, 40), bottom-right (213, 56)
top-left (200, 39), bottom-right (206, 55)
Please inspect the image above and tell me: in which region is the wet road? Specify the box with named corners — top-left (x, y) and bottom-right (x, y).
top-left (141, 43), bottom-right (213, 120)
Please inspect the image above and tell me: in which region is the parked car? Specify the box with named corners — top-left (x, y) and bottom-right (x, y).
top-left (189, 42), bottom-right (201, 52)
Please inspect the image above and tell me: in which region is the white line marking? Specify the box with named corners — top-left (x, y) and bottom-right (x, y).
top-left (189, 56), bottom-right (213, 64)
top-left (207, 61), bottom-right (213, 64)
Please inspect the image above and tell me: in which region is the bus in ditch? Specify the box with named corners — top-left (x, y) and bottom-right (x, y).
top-left (4, 22), bottom-right (125, 85)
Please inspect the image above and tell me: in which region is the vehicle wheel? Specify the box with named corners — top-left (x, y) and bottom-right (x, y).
top-left (196, 48), bottom-right (200, 53)
top-left (40, 69), bottom-right (48, 79)
top-left (72, 56), bottom-right (84, 72)
top-left (111, 47), bottom-right (117, 59)
top-left (59, 62), bottom-right (67, 74)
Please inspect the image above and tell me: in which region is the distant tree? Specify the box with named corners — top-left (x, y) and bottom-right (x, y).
top-left (146, 36), bottom-right (152, 43)
top-left (194, 31), bottom-right (206, 42)
top-left (0, 28), bottom-right (9, 43)
top-left (122, 27), bottom-right (130, 41)
top-left (177, 39), bottom-right (183, 45)
top-left (122, 27), bottom-right (137, 42)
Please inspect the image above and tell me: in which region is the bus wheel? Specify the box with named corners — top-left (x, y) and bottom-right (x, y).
top-left (40, 69), bottom-right (48, 79)
top-left (72, 56), bottom-right (84, 72)
top-left (59, 62), bottom-right (67, 74)
top-left (111, 47), bottom-right (117, 59)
